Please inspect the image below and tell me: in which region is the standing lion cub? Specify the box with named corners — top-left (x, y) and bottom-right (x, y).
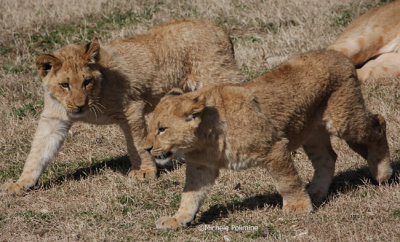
top-left (1, 19), bottom-right (242, 195)
top-left (144, 49), bottom-right (392, 229)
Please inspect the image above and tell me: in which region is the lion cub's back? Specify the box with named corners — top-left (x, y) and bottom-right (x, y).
top-left (146, 19), bottom-right (233, 51)
top-left (109, 19), bottom-right (233, 61)
top-left (109, 19), bottom-right (241, 88)
top-left (259, 49), bottom-right (356, 91)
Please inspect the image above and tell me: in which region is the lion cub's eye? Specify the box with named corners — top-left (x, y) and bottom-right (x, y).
top-left (157, 127), bottom-right (167, 135)
top-left (60, 83), bottom-right (70, 90)
top-left (186, 113), bottom-right (198, 121)
top-left (83, 78), bottom-right (92, 88)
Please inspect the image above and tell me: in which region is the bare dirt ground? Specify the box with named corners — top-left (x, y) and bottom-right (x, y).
top-left (1, 0), bottom-right (399, 240)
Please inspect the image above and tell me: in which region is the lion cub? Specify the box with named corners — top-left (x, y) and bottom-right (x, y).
top-left (328, 0), bottom-right (400, 81)
top-left (144, 49), bottom-right (392, 229)
top-left (1, 19), bottom-right (242, 195)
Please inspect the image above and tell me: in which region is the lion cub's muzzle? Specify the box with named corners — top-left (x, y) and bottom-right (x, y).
top-left (67, 104), bottom-right (88, 118)
top-left (144, 146), bottom-right (173, 165)
top-left (72, 104), bottom-right (85, 113)
top-left (153, 151), bottom-right (173, 161)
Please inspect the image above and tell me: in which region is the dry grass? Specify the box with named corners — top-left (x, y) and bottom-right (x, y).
top-left (1, 0), bottom-right (400, 240)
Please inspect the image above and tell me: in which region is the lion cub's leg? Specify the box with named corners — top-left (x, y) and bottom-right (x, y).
top-left (265, 139), bottom-right (312, 213)
top-left (324, 80), bottom-right (392, 184)
top-left (302, 128), bottom-right (337, 203)
top-left (1, 116), bottom-right (71, 195)
top-left (120, 122), bottom-right (157, 180)
top-left (156, 163), bottom-right (219, 229)
top-left (121, 101), bottom-right (157, 180)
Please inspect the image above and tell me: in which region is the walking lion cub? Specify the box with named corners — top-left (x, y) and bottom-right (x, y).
top-left (1, 19), bottom-right (242, 195)
top-left (144, 49), bottom-right (392, 229)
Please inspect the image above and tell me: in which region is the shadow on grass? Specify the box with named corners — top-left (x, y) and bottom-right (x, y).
top-left (196, 160), bottom-right (400, 224)
top-left (197, 193), bottom-right (282, 225)
top-left (322, 159), bottom-right (400, 206)
top-left (39, 156), bottom-right (130, 190)
top-left (39, 156), bottom-right (184, 190)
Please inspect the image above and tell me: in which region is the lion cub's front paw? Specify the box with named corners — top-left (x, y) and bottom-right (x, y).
top-left (156, 216), bottom-right (182, 229)
top-left (128, 168), bottom-right (157, 180)
top-left (282, 197), bottom-right (313, 213)
top-left (375, 164), bottom-right (393, 184)
top-left (1, 182), bottom-right (24, 195)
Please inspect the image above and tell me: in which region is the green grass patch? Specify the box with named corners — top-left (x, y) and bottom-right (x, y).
top-left (117, 194), bottom-right (139, 215)
top-left (118, 194), bottom-right (138, 206)
top-left (333, 6), bottom-right (354, 27)
top-left (240, 63), bottom-right (263, 81)
top-left (332, 0), bottom-right (394, 28)
top-left (170, 193), bottom-right (181, 209)
top-left (391, 209), bottom-right (400, 218)
top-left (210, 191), bottom-right (226, 203)
top-left (114, 191), bottom-right (163, 214)
top-left (11, 99), bottom-right (44, 119)
top-left (0, 45), bottom-right (13, 55)
top-left (255, 18), bottom-right (297, 34)
top-left (0, 214), bottom-right (4, 228)
top-left (39, 157), bottom-right (105, 185)
top-left (157, 230), bottom-right (178, 238)
top-left (75, 210), bottom-right (105, 223)
top-left (0, 162), bottom-right (23, 181)
top-left (19, 210), bottom-right (58, 224)
top-left (2, 64), bottom-right (26, 74)
top-left (27, 6), bottom-right (160, 54)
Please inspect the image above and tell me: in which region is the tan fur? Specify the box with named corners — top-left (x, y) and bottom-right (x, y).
top-left (1, 19), bottom-right (242, 195)
top-left (328, 1), bottom-right (400, 81)
top-left (144, 50), bottom-right (392, 229)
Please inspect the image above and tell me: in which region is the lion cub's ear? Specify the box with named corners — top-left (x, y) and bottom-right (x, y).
top-left (184, 95), bottom-right (205, 120)
top-left (83, 40), bottom-right (100, 64)
top-left (167, 88), bottom-right (184, 96)
top-left (36, 54), bottom-right (62, 77)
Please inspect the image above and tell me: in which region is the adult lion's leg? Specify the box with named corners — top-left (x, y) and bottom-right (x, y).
top-left (123, 101), bottom-right (157, 179)
top-left (264, 139), bottom-right (312, 213)
top-left (357, 53), bottom-right (400, 82)
top-left (302, 127), bottom-right (337, 203)
top-left (1, 115), bottom-right (71, 195)
top-left (324, 78), bottom-right (392, 184)
top-left (156, 163), bottom-right (219, 229)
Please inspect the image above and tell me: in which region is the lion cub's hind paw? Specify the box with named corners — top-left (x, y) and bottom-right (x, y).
top-left (282, 198), bottom-right (313, 213)
top-left (128, 168), bottom-right (157, 180)
top-left (1, 182), bottom-right (25, 195)
top-left (156, 216), bottom-right (182, 230)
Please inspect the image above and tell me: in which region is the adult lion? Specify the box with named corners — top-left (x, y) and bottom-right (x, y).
top-left (1, 19), bottom-right (242, 195)
top-left (144, 49), bottom-right (392, 229)
top-left (329, 0), bottom-right (400, 81)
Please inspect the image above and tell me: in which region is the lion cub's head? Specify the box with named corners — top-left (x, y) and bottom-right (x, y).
top-left (36, 41), bottom-right (103, 118)
top-left (144, 89), bottom-right (205, 165)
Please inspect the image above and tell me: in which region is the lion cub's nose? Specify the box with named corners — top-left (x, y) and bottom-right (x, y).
top-left (144, 146), bottom-right (153, 153)
top-left (71, 105), bottom-right (84, 113)
top-left (76, 104), bottom-right (85, 113)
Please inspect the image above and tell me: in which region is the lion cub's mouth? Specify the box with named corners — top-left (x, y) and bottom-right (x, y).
top-left (67, 110), bottom-right (87, 118)
top-left (153, 151), bottom-right (173, 165)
